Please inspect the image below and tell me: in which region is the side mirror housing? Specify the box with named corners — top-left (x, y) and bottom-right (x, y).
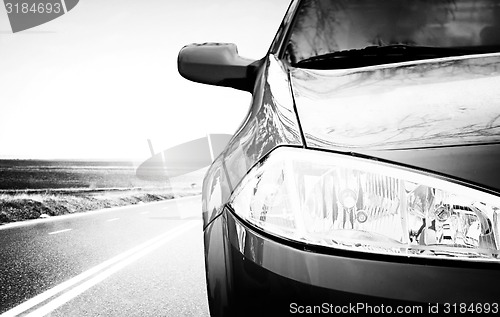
top-left (178, 43), bottom-right (261, 92)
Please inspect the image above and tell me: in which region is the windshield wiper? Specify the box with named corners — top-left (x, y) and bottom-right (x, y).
top-left (294, 45), bottom-right (488, 69)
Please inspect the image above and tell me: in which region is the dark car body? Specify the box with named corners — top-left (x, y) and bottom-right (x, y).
top-left (178, 0), bottom-right (500, 316)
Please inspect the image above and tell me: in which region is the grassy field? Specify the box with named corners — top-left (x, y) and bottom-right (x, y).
top-left (0, 160), bottom-right (205, 224)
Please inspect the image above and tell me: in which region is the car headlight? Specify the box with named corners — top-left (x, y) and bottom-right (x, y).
top-left (229, 147), bottom-right (500, 262)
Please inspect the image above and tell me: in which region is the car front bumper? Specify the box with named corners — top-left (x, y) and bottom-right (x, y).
top-left (204, 207), bottom-right (500, 316)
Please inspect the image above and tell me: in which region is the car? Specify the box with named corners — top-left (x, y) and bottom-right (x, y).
top-left (178, 0), bottom-right (500, 316)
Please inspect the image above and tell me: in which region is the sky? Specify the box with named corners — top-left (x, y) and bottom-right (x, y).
top-left (0, 0), bottom-right (291, 160)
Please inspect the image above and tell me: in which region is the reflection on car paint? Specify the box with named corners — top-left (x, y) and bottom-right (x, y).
top-left (203, 213), bottom-right (231, 316)
top-left (223, 55), bottom-right (302, 188)
top-left (203, 157), bottom-right (232, 227)
top-left (291, 53), bottom-right (500, 150)
top-left (202, 55), bottom-right (303, 227)
top-left (235, 215), bottom-right (247, 255)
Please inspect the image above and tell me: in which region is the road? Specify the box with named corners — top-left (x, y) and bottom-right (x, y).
top-left (0, 195), bottom-right (210, 317)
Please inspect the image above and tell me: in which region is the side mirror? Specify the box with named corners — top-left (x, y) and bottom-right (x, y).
top-left (178, 43), bottom-right (261, 92)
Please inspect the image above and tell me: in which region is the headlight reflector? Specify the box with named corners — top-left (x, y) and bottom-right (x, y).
top-left (229, 147), bottom-right (500, 262)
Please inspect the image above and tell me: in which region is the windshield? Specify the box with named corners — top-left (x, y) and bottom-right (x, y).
top-left (287, 0), bottom-right (500, 66)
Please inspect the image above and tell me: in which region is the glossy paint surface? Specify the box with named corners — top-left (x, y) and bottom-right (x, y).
top-left (358, 143), bottom-right (500, 193)
top-left (291, 54), bottom-right (500, 150)
top-left (202, 55), bottom-right (303, 228)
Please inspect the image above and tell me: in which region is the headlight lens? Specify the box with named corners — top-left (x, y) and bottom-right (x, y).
top-left (229, 147), bottom-right (500, 262)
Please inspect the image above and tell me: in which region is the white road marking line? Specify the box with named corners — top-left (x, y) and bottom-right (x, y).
top-left (0, 221), bottom-right (199, 317)
top-left (140, 211), bottom-right (149, 215)
top-left (48, 229), bottom-right (72, 235)
top-left (106, 218), bottom-right (119, 222)
top-left (26, 220), bottom-right (199, 317)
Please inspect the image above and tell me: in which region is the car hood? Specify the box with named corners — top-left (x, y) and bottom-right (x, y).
top-left (289, 54), bottom-right (500, 192)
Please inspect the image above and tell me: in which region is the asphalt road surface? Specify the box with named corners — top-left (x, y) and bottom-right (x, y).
top-left (0, 195), bottom-right (210, 317)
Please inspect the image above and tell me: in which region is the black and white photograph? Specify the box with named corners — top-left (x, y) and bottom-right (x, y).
top-left (1, 0), bottom-right (500, 316)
